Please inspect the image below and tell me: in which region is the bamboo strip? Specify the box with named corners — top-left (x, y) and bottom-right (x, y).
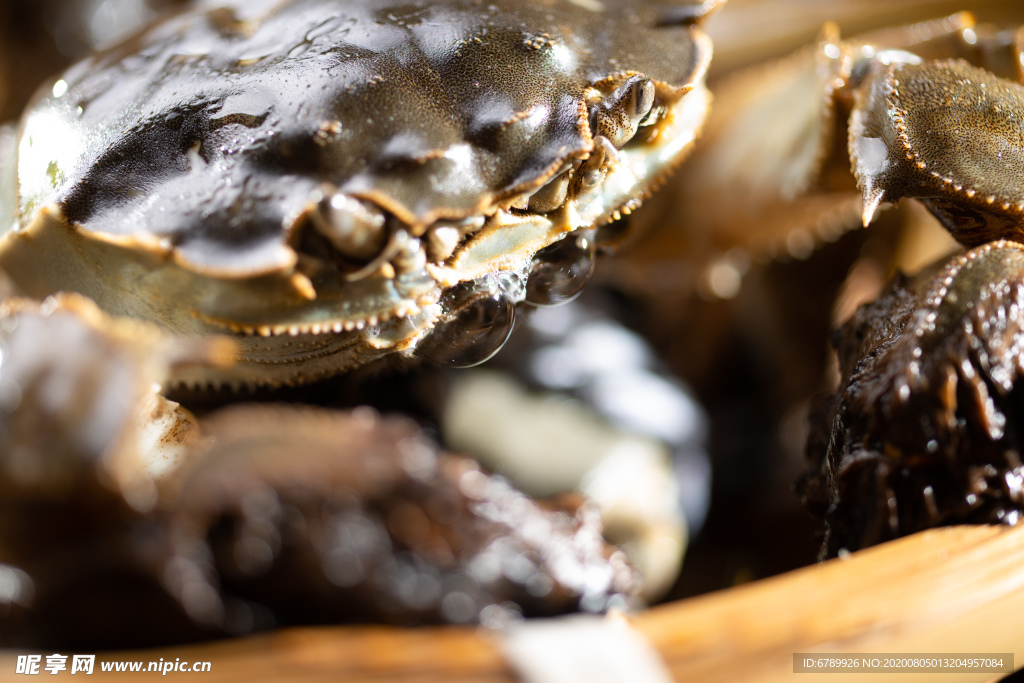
top-left (1, 524), bottom-right (1022, 682)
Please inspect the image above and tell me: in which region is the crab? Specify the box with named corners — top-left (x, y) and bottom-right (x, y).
top-left (0, 294), bottom-right (641, 647)
top-left (0, 0), bottom-right (716, 389)
top-left (605, 5), bottom-right (1024, 559)
top-left (6, 0), bottom-right (1024, 658)
top-left (0, 0), bottom-right (721, 647)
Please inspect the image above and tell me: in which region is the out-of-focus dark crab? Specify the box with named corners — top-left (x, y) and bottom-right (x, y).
top-left (0, 295), bottom-right (640, 647)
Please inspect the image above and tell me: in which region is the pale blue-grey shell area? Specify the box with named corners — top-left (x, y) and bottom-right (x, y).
top-left (17, 0), bottom-right (709, 276)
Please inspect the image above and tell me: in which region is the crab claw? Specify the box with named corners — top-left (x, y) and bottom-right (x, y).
top-left (849, 58), bottom-right (1024, 243)
top-left (802, 240), bottom-right (1024, 555)
top-left (850, 137), bottom-right (889, 228)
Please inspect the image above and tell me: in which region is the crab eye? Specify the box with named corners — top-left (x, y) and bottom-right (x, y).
top-left (417, 291), bottom-right (516, 368)
top-left (525, 231), bottom-right (596, 306)
top-left (589, 75), bottom-right (657, 148)
top-left (630, 78), bottom-right (657, 124)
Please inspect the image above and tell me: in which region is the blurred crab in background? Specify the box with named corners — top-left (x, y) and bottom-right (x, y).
top-left (613, 0), bottom-right (1024, 570)
top-left (3, 0), bottom-right (1024, 657)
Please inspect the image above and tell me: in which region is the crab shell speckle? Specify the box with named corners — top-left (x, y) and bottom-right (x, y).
top-left (0, 0), bottom-right (717, 388)
top-left (850, 58), bottom-right (1024, 242)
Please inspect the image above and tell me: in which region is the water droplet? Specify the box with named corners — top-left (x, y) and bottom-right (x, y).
top-left (418, 292), bottom-right (515, 367)
top-left (525, 232), bottom-right (596, 306)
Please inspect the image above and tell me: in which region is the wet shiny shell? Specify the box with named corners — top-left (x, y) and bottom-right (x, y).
top-left (800, 241), bottom-right (1024, 555)
top-left (851, 58), bottom-right (1024, 243)
top-left (0, 0), bottom-right (714, 387)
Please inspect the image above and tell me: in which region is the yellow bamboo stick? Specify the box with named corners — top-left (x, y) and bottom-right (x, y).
top-left (3, 524), bottom-right (1021, 682)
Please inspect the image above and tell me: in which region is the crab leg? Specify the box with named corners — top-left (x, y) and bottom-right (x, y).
top-left (849, 45), bottom-right (1024, 245)
top-left (615, 10), bottom-right (1024, 323)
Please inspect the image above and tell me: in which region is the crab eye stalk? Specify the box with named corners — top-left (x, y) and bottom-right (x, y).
top-left (589, 75), bottom-right (657, 149)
